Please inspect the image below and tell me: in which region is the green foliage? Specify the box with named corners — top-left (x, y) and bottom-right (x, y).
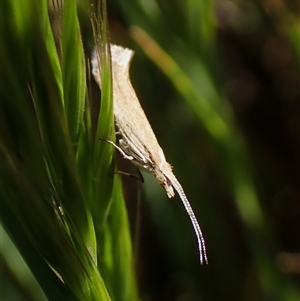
top-left (0, 0), bottom-right (138, 300)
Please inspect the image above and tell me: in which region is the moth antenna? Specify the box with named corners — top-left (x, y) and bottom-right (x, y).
top-left (170, 175), bottom-right (208, 264)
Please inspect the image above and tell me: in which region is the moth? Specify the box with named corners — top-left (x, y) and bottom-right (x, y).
top-left (91, 44), bottom-right (208, 264)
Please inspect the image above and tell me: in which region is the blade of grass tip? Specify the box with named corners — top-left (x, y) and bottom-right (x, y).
top-left (62, 0), bottom-right (86, 145)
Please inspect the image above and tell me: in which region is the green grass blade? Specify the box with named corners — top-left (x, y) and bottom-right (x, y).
top-left (1, 0), bottom-right (140, 299)
top-left (62, 0), bottom-right (87, 144)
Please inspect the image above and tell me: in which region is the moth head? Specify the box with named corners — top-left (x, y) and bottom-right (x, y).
top-left (154, 170), bottom-right (175, 198)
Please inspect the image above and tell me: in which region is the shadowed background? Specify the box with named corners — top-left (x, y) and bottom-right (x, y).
top-left (105, 1), bottom-right (300, 300)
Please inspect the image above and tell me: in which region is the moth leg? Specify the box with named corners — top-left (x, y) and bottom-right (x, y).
top-left (100, 138), bottom-right (134, 161)
top-left (100, 138), bottom-right (144, 182)
top-left (115, 168), bottom-right (144, 183)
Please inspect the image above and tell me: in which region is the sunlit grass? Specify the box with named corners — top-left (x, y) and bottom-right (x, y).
top-left (0, 0), bottom-right (138, 300)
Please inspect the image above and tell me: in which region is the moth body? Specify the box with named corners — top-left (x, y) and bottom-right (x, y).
top-left (91, 44), bottom-right (207, 264)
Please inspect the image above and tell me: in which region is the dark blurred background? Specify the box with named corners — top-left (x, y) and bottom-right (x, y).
top-left (103, 0), bottom-right (300, 300)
